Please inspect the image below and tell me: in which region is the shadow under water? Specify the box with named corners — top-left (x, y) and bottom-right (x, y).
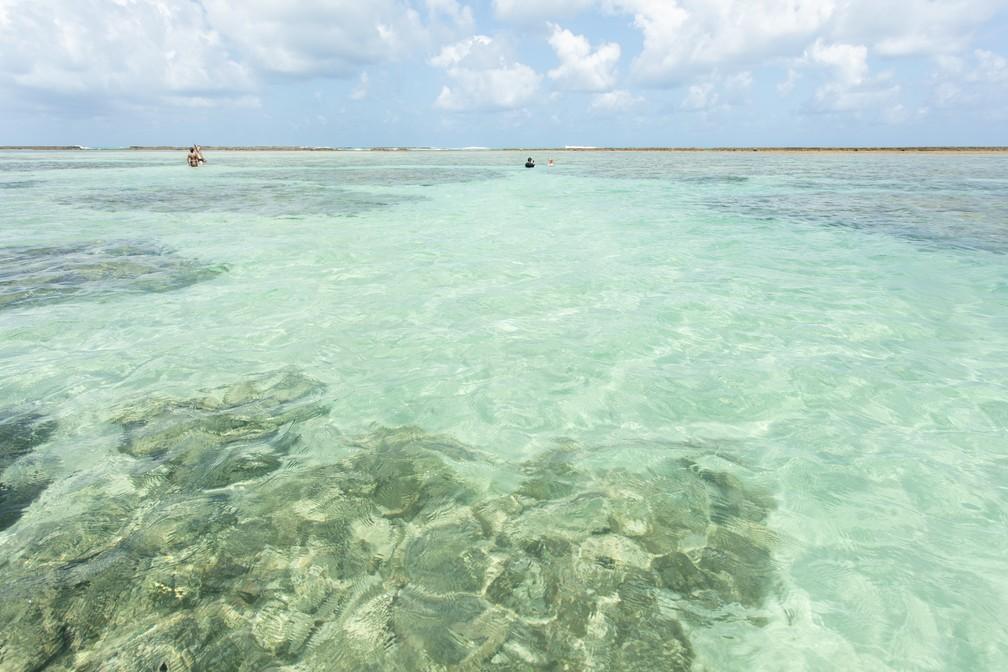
top-left (232, 166), bottom-right (506, 188)
top-left (64, 182), bottom-right (421, 218)
top-left (0, 180), bottom-right (41, 190)
top-left (0, 241), bottom-right (226, 311)
top-left (0, 370), bottom-right (777, 672)
top-left (0, 410), bottom-right (57, 532)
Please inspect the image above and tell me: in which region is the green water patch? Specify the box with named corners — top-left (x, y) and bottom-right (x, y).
top-left (63, 181), bottom-right (420, 218)
top-left (0, 180), bottom-right (41, 190)
top-left (234, 166), bottom-right (506, 188)
top-left (0, 371), bottom-right (777, 671)
top-left (0, 241), bottom-right (226, 311)
top-left (0, 160), bottom-right (127, 172)
top-left (568, 158), bottom-right (752, 183)
top-left (0, 409), bottom-right (57, 531)
top-left (114, 368), bottom-right (330, 494)
top-left (712, 186), bottom-right (1008, 254)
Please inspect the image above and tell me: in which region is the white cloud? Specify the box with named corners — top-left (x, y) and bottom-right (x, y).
top-left (806, 39), bottom-right (868, 86)
top-left (808, 81), bottom-right (903, 125)
top-left (725, 71), bottom-right (753, 91)
top-left (832, 0), bottom-right (1004, 57)
top-left (431, 35), bottom-right (542, 111)
top-left (351, 72), bottom-right (370, 100)
top-left (0, 0), bottom-right (255, 109)
top-left (591, 89), bottom-right (643, 111)
top-left (931, 48), bottom-right (1008, 113)
top-left (616, 0), bottom-right (835, 83)
top-left (973, 49), bottom-right (1008, 84)
top-left (431, 34), bottom-right (494, 68)
top-left (201, 1), bottom-right (430, 77)
top-left (681, 82), bottom-right (715, 110)
top-left (0, 0), bottom-right (477, 113)
top-left (493, 0), bottom-right (594, 23)
top-left (678, 71), bottom-right (752, 112)
top-left (601, 0), bottom-right (1001, 86)
top-left (426, 0), bottom-right (475, 30)
top-left (547, 24), bottom-right (620, 92)
top-left (778, 68), bottom-right (800, 94)
top-left (424, 0), bottom-right (477, 44)
top-left (801, 39), bottom-right (902, 120)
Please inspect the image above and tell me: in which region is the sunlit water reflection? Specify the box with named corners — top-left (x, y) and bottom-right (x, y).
top-left (1, 150), bottom-right (1006, 671)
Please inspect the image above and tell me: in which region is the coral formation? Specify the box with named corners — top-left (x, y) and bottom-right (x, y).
top-left (0, 409), bottom-right (57, 531)
top-left (0, 372), bottom-right (776, 671)
top-left (0, 242), bottom-right (225, 311)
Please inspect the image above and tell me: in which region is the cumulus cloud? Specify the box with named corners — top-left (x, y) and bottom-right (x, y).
top-left (832, 0), bottom-right (1004, 57)
top-left (678, 71), bottom-right (752, 112)
top-left (591, 89), bottom-right (643, 111)
top-left (806, 39), bottom-right (869, 86)
top-left (778, 68), bottom-right (800, 95)
top-left (547, 24), bottom-right (620, 92)
top-left (931, 48), bottom-right (1008, 113)
top-left (599, 0), bottom-right (1002, 87)
top-left (0, 0), bottom-right (256, 110)
top-left (801, 39), bottom-right (902, 120)
top-left (681, 82), bottom-right (716, 110)
top-left (493, 0), bottom-right (595, 23)
top-left (351, 72), bottom-right (370, 100)
top-left (201, 1), bottom-right (430, 77)
top-left (616, 0), bottom-right (834, 83)
top-left (973, 49), bottom-right (1008, 84)
top-left (431, 35), bottom-right (542, 110)
top-left (0, 0), bottom-right (475, 113)
top-left (426, 0), bottom-right (475, 32)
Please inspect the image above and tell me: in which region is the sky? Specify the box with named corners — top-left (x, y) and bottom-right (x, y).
top-left (1, 0), bottom-right (1006, 147)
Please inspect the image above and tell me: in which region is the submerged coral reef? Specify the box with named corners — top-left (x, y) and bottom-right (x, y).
top-left (0, 242), bottom-right (225, 311)
top-left (0, 409), bottom-right (57, 531)
top-left (0, 371), bottom-right (777, 671)
top-left (65, 182), bottom-right (420, 219)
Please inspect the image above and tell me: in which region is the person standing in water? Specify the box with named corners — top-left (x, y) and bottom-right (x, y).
top-left (195, 145), bottom-right (206, 165)
top-left (187, 146), bottom-right (199, 167)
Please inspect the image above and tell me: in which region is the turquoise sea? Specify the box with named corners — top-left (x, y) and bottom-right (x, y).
top-left (1, 149), bottom-right (1006, 671)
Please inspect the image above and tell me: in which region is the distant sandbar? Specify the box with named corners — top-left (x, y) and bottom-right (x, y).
top-left (2, 145), bottom-right (1006, 153)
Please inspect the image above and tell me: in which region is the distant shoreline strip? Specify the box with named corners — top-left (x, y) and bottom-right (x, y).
top-left (2, 145), bottom-right (1006, 153)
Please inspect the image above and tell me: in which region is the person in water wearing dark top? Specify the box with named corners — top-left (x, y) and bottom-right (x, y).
top-left (525, 156), bottom-right (535, 167)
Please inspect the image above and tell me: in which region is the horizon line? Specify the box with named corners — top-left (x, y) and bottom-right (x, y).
top-left (2, 145), bottom-right (1007, 153)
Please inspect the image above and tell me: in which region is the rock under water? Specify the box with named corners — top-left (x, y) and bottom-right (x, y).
top-left (0, 409), bottom-right (57, 531)
top-left (0, 375), bottom-right (777, 671)
top-left (0, 241), bottom-right (225, 311)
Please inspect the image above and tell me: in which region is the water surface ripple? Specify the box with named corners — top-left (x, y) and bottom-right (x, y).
top-left (0, 150), bottom-right (1006, 671)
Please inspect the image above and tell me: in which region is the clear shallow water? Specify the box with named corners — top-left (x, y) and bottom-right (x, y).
top-left (1, 149), bottom-right (1007, 671)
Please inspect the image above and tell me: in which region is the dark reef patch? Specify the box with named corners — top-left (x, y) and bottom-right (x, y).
top-left (0, 180), bottom-right (41, 190)
top-left (710, 186), bottom-right (1008, 254)
top-left (0, 160), bottom-right (126, 172)
top-left (113, 367), bottom-right (329, 493)
top-left (0, 241), bottom-right (225, 311)
top-left (63, 181), bottom-right (420, 218)
top-left (245, 166), bottom-right (506, 188)
top-left (0, 409), bottom-right (57, 531)
top-left (0, 410), bottom-right (56, 470)
top-left (0, 379), bottom-right (777, 671)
